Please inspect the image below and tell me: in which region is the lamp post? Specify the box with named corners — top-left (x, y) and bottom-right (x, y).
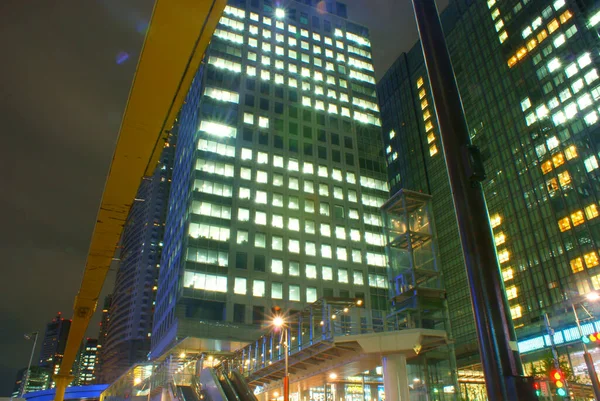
top-left (572, 293), bottom-right (600, 399)
top-left (273, 316), bottom-right (289, 401)
top-left (21, 331), bottom-right (39, 397)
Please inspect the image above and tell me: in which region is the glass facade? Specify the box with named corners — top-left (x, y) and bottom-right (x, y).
top-left (151, 0), bottom-right (387, 357)
top-left (378, 0), bottom-right (600, 378)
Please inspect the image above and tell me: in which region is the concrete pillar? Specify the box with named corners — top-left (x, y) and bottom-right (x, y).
top-left (382, 354), bottom-right (410, 401)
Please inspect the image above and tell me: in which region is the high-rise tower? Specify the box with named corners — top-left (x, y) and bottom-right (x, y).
top-left (151, 0), bottom-right (387, 357)
top-left (39, 312), bottom-right (71, 387)
top-left (378, 0), bottom-right (600, 388)
top-left (98, 135), bottom-right (175, 382)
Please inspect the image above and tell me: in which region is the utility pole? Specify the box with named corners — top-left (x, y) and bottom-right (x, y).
top-left (409, 0), bottom-right (536, 399)
top-left (21, 331), bottom-right (39, 397)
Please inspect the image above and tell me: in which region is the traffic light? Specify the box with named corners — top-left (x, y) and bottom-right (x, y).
top-left (533, 382), bottom-right (541, 397)
top-left (584, 332), bottom-right (600, 344)
top-left (551, 369), bottom-right (567, 397)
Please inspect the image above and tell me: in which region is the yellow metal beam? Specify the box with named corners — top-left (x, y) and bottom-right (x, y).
top-left (53, 1), bottom-right (227, 400)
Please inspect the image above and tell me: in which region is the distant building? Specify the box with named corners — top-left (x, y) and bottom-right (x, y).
top-left (94, 295), bottom-right (111, 377)
top-left (39, 313), bottom-right (71, 387)
top-left (13, 366), bottom-right (51, 396)
top-left (98, 134), bottom-right (175, 383)
top-left (73, 339), bottom-right (98, 386)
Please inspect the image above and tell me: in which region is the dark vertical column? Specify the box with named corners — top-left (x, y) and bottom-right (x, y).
top-left (409, 0), bottom-right (536, 399)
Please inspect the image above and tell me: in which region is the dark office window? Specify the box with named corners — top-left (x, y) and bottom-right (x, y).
top-left (274, 135), bottom-right (284, 149)
top-left (312, 16), bottom-right (320, 29)
top-left (300, 12), bottom-right (308, 24)
top-left (289, 139), bottom-right (298, 153)
top-left (275, 118), bottom-right (284, 132)
top-left (289, 91), bottom-right (298, 102)
top-left (334, 205), bottom-right (345, 219)
top-left (318, 130), bottom-right (327, 142)
top-left (260, 98), bottom-right (269, 111)
top-left (260, 83), bottom-right (269, 95)
top-left (259, 132), bottom-right (269, 145)
top-left (324, 20), bottom-right (331, 32)
top-left (329, 116), bottom-right (339, 130)
top-left (254, 254), bottom-right (266, 272)
top-left (303, 110), bottom-right (312, 122)
top-left (246, 79), bottom-right (256, 91)
top-left (345, 153), bottom-right (354, 166)
top-left (318, 146), bottom-right (327, 160)
top-left (332, 150), bottom-right (341, 163)
top-left (236, 252), bottom-right (247, 269)
top-left (275, 103), bottom-right (284, 115)
top-left (289, 106), bottom-right (298, 118)
top-left (323, 288), bottom-right (334, 297)
top-left (242, 128), bottom-right (253, 142)
top-left (317, 113), bottom-right (325, 126)
top-left (304, 143), bottom-right (313, 156)
top-left (289, 122), bottom-right (299, 135)
top-left (344, 136), bottom-right (353, 149)
top-left (233, 304), bottom-right (246, 323)
top-left (339, 290), bottom-right (350, 298)
top-left (245, 94), bottom-right (255, 107)
top-left (303, 126), bottom-right (313, 139)
top-left (252, 306), bottom-right (265, 325)
top-left (275, 86), bottom-right (283, 99)
top-left (331, 133), bottom-right (340, 146)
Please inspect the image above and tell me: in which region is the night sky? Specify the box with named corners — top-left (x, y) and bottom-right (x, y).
top-left (0, 0), bottom-right (446, 395)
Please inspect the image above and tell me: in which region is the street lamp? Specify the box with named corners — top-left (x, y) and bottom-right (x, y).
top-left (573, 293), bottom-right (600, 400)
top-left (21, 331), bottom-right (39, 397)
top-left (273, 316), bottom-right (288, 401)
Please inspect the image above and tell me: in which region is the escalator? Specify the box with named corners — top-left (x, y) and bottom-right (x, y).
top-left (178, 367), bottom-right (257, 401)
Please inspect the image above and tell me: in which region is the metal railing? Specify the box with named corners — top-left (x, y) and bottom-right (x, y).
top-left (228, 298), bottom-right (415, 378)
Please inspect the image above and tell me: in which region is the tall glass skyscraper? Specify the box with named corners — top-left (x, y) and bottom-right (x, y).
top-left (378, 0), bottom-right (600, 388)
top-left (151, 0), bottom-right (389, 357)
top-left (99, 136), bottom-right (175, 382)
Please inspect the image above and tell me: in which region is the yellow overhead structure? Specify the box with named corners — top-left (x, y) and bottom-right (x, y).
top-left (53, 0), bottom-right (227, 400)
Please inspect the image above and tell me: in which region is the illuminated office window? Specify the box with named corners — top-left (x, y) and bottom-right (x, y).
top-left (254, 233), bottom-right (266, 248)
top-left (571, 210), bottom-right (585, 226)
top-left (502, 267), bottom-right (514, 281)
top-left (585, 252), bottom-right (600, 268)
top-left (271, 259), bottom-right (284, 275)
top-left (506, 286), bottom-right (518, 300)
top-left (585, 204), bottom-right (599, 219)
top-left (558, 171), bottom-right (571, 187)
top-left (253, 280), bottom-right (265, 297)
top-left (571, 257), bottom-right (584, 273)
top-left (289, 239), bottom-right (300, 253)
top-left (306, 264), bottom-right (317, 279)
top-left (321, 244), bottom-right (332, 258)
top-left (272, 236), bottom-right (283, 251)
top-left (558, 217), bottom-right (571, 232)
top-left (306, 241), bottom-right (316, 256)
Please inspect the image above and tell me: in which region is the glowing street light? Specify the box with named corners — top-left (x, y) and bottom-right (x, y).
top-left (275, 8), bottom-right (285, 19)
top-left (587, 292), bottom-right (600, 301)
